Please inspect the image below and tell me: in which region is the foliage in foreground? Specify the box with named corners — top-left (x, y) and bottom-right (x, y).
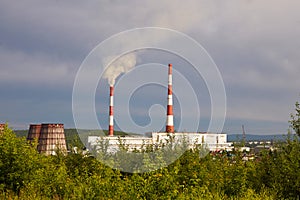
top-left (0, 124), bottom-right (299, 200)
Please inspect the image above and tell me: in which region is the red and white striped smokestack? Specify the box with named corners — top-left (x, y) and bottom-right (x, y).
top-left (166, 64), bottom-right (174, 133)
top-left (108, 86), bottom-right (114, 136)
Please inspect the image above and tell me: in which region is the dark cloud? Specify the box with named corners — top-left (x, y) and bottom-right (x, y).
top-left (0, 0), bottom-right (299, 134)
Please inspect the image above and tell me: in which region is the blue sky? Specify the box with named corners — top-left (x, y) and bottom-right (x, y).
top-left (0, 0), bottom-right (299, 135)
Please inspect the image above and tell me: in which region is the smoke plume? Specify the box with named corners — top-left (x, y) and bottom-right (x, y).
top-left (103, 53), bottom-right (137, 86)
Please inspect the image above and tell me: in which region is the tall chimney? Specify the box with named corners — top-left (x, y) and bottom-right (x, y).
top-left (166, 64), bottom-right (174, 133)
top-left (109, 86), bottom-right (114, 136)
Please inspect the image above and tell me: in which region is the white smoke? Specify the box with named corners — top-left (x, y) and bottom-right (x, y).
top-left (103, 53), bottom-right (137, 86)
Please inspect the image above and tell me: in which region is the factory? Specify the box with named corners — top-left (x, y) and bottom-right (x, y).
top-left (87, 64), bottom-right (233, 153)
top-left (88, 132), bottom-right (232, 153)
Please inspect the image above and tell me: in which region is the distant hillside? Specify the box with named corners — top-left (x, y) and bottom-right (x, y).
top-left (227, 134), bottom-right (288, 142)
top-left (13, 130), bottom-right (28, 137)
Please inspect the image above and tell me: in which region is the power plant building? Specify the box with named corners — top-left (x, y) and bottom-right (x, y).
top-left (87, 63), bottom-right (232, 153)
top-left (87, 132), bottom-right (233, 153)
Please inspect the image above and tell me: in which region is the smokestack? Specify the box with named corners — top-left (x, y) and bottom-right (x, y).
top-left (166, 64), bottom-right (174, 133)
top-left (109, 86), bottom-right (114, 136)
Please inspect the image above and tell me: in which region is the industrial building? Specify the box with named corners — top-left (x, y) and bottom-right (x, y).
top-left (27, 123), bottom-right (67, 155)
top-left (88, 132), bottom-right (233, 153)
top-left (87, 64), bottom-right (233, 153)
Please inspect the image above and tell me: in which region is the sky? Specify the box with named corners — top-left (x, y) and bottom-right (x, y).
top-left (0, 0), bottom-right (300, 135)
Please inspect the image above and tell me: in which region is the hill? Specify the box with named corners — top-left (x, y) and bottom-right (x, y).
top-left (227, 134), bottom-right (287, 142)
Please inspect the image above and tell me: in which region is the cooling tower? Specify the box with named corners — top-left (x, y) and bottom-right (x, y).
top-left (0, 124), bottom-right (5, 133)
top-left (109, 86), bottom-right (114, 136)
top-left (166, 64), bottom-right (174, 133)
top-left (27, 124), bottom-right (42, 142)
top-left (37, 123), bottom-right (67, 155)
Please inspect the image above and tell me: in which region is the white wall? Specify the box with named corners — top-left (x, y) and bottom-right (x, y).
top-left (87, 132), bottom-right (233, 153)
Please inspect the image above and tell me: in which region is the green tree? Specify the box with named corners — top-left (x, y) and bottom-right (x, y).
top-left (290, 101), bottom-right (300, 137)
top-left (0, 125), bottom-right (41, 193)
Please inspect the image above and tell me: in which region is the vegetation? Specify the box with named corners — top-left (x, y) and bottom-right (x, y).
top-left (0, 102), bottom-right (299, 199)
top-left (290, 101), bottom-right (300, 137)
top-left (0, 126), bottom-right (299, 199)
